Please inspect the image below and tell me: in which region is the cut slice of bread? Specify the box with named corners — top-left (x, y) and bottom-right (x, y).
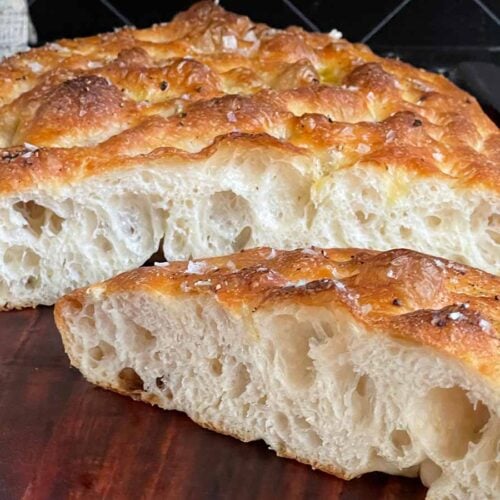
top-left (1, 1), bottom-right (499, 310)
top-left (54, 247), bottom-right (500, 499)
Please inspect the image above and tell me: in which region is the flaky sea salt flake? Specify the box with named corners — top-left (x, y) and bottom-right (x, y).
top-left (222, 35), bottom-right (238, 50)
top-left (328, 28), bottom-right (343, 40)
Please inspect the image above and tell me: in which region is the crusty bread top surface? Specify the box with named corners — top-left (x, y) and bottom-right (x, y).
top-left (0, 1), bottom-right (499, 195)
top-left (57, 247), bottom-right (500, 387)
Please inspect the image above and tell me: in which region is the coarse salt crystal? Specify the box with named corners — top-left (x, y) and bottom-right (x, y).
top-left (186, 260), bottom-right (209, 274)
top-left (285, 279), bottom-right (309, 287)
top-left (226, 260), bottom-right (237, 271)
top-left (302, 247), bottom-right (318, 256)
top-left (328, 28), bottom-right (343, 40)
top-left (194, 280), bottom-right (211, 287)
top-left (432, 152), bottom-right (444, 162)
top-left (479, 319), bottom-right (491, 332)
top-left (295, 279), bottom-right (309, 287)
top-left (447, 311), bottom-right (464, 321)
top-left (387, 269), bottom-right (395, 278)
top-left (222, 35), bottom-right (238, 50)
top-left (356, 143), bottom-right (370, 154)
top-left (386, 130), bottom-right (396, 142)
top-left (243, 30), bottom-right (258, 42)
top-left (23, 142), bottom-right (38, 152)
top-left (227, 111), bottom-right (237, 122)
top-left (267, 248), bottom-right (277, 259)
top-left (447, 262), bottom-right (468, 274)
top-left (27, 61), bottom-right (44, 73)
top-left (48, 42), bottom-right (68, 52)
top-left (333, 280), bottom-right (346, 291)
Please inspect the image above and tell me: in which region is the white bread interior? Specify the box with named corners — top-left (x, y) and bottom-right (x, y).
top-left (57, 289), bottom-right (500, 499)
top-left (1, 145), bottom-right (498, 309)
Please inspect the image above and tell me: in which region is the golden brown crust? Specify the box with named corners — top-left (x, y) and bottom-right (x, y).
top-left (56, 247), bottom-right (500, 388)
top-left (0, 1), bottom-right (498, 195)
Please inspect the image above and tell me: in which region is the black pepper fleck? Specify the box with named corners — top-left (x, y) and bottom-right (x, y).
top-left (412, 119), bottom-right (423, 127)
top-left (392, 298), bottom-right (401, 306)
top-left (160, 81), bottom-right (168, 91)
top-left (155, 377), bottom-right (165, 389)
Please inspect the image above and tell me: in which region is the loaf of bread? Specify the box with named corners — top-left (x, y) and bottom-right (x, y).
top-left (55, 247), bottom-right (500, 499)
top-left (1, 1), bottom-right (499, 309)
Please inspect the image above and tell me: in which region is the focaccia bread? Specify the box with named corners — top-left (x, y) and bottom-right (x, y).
top-left (54, 247), bottom-right (500, 499)
top-left (1, 1), bottom-right (499, 309)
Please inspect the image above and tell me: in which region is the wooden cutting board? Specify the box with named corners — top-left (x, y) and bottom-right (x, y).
top-left (0, 308), bottom-right (427, 499)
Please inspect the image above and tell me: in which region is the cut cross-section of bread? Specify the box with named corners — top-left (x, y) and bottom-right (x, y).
top-left (0, 1), bottom-right (499, 309)
top-left (54, 247), bottom-right (500, 499)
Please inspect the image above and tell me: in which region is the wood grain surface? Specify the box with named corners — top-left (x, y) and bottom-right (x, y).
top-left (0, 308), bottom-right (427, 500)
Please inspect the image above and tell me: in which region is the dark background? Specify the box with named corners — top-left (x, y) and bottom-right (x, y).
top-left (28, 0), bottom-right (499, 73)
